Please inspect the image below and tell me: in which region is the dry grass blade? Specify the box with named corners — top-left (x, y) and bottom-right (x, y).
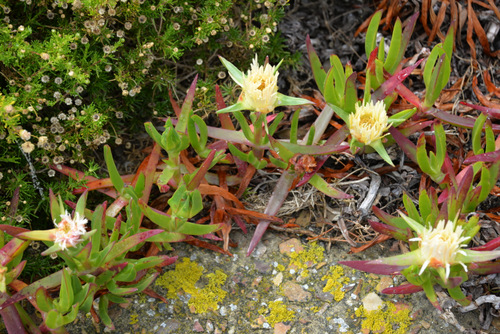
top-left (472, 76), bottom-right (500, 109)
top-left (428, 0), bottom-right (448, 44)
top-left (350, 234), bottom-right (392, 253)
top-left (469, 0), bottom-right (499, 57)
top-left (467, 0), bottom-right (477, 61)
top-left (486, 0), bottom-right (500, 19)
top-left (421, 0), bottom-right (432, 35)
top-left (483, 70), bottom-right (500, 98)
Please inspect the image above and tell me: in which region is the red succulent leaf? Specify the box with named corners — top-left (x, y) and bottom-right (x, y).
top-left (372, 59), bottom-right (424, 102)
top-left (215, 85), bottom-right (235, 130)
top-left (460, 101), bottom-right (500, 119)
top-left (471, 235), bottom-right (500, 251)
top-left (428, 109), bottom-right (500, 130)
top-left (464, 149), bottom-right (500, 164)
top-left (381, 283), bottom-right (423, 294)
top-left (388, 126), bottom-right (417, 164)
top-left (368, 220), bottom-right (409, 241)
top-left (338, 260), bottom-right (405, 275)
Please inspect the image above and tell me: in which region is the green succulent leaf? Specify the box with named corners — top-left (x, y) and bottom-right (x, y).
top-left (365, 10), bottom-right (382, 57)
top-left (369, 139), bottom-right (394, 166)
top-left (219, 56), bottom-right (244, 86)
top-left (98, 295), bottom-right (114, 329)
top-left (104, 145), bottom-right (124, 193)
top-left (277, 93), bottom-right (311, 108)
top-left (308, 174), bottom-right (351, 199)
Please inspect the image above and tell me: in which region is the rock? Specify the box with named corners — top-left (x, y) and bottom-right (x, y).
top-left (279, 238), bottom-right (304, 255)
top-left (272, 272), bottom-right (283, 286)
top-left (283, 281), bottom-right (312, 302)
top-left (193, 320), bottom-right (204, 332)
top-left (155, 319), bottom-right (181, 334)
top-left (295, 210), bottom-right (311, 227)
top-left (157, 303), bottom-right (167, 313)
top-left (376, 276), bottom-right (393, 292)
top-left (315, 291), bottom-right (334, 302)
top-left (251, 243), bottom-right (267, 258)
top-left (362, 292), bottom-right (383, 311)
top-left (274, 322), bottom-right (291, 334)
top-left (254, 259), bottom-right (272, 274)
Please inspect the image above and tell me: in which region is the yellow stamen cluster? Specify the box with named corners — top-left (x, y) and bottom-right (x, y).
top-left (349, 100), bottom-right (390, 145)
top-left (240, 56), bottom-right (279, 114)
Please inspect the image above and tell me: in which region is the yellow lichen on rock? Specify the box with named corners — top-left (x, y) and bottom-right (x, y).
top-left (129, 314), bottom-right (138, 325)
top-left (322, 265), bottom-right (350, 301)
top-left (189, 269), bottom-right (228, 314)
top-left (289, 242), bottom-right (325, 277)
top-left (261, 300), bottom-right (296, 327)
top-left (354, 301), bottom-right (412, 334)
top-left (155, 258), bottom-right (228, 314)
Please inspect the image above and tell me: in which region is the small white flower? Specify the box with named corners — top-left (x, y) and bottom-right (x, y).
top-left (21, 141), bottom-right (35, 153)
top-left (19, 129), bottom-right (31, 141)
top-left (53, 211), bottom-right (88, 250)
top-left (37, 136), bottom-right (48, 146)
top-left (349, 100), bottom-right (390, 145)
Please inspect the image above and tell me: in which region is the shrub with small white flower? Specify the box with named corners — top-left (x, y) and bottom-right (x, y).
top-left (0, 0), bottom-right (294, 231)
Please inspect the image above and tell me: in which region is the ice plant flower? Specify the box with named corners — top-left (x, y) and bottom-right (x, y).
top-left (217, 55), bottom-right (311, 114)
top-left (340, 212), bottom-right (500, 308)
top-left (348, 99), bottom-right (395, 166)
top-left (409, 219), bottom-right (470, 281)
top-left (14, 211), bottom-right (94, 255)
top-left (348, 100), bottom-right (390, 145)
top-left (53, 211), bottom-right (88, 250)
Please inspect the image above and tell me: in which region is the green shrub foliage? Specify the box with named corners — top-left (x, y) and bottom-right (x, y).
top-left (0, 0), bottom-right (294, 228)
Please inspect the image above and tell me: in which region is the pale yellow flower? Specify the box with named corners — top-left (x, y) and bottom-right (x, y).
top-left (410, 220), bottom-right (470, 281)
top-left (19, 129), bottom-right (31, 141)
top-left (348, 100), bottom-right (390, 145)
top-left (239, 55), bottom-right (279, 114)
top-left (37, 136), bottom-right (48, 147)
top-left (21, 141), bottom-right (35, 154)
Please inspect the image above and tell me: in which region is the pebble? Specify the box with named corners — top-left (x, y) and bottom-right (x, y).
top-left (315, 291), bottom-right (334, 302)
top-left (279, 238), bottom-right (304, 255)
top-left (274, 322), bottom-right (291, 334)
top-left (252, 243), bottom-right (267, 257)
top-left (157, 303), bottom-right (167, 313)
top-left (254, 260), bottom-right (272, 274)
top-left (362, 292), bottom-right (383, 311)
top-left (376, 276), bottom-right (393, 292)
top-left (193, 320), bottom-right (204, 332)
top-left (283, 281), bottom-right (312, 302)
top-left (273, 272), bottom-right (283, 286)
top-left (156, 319), bottom-right (181, 334)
